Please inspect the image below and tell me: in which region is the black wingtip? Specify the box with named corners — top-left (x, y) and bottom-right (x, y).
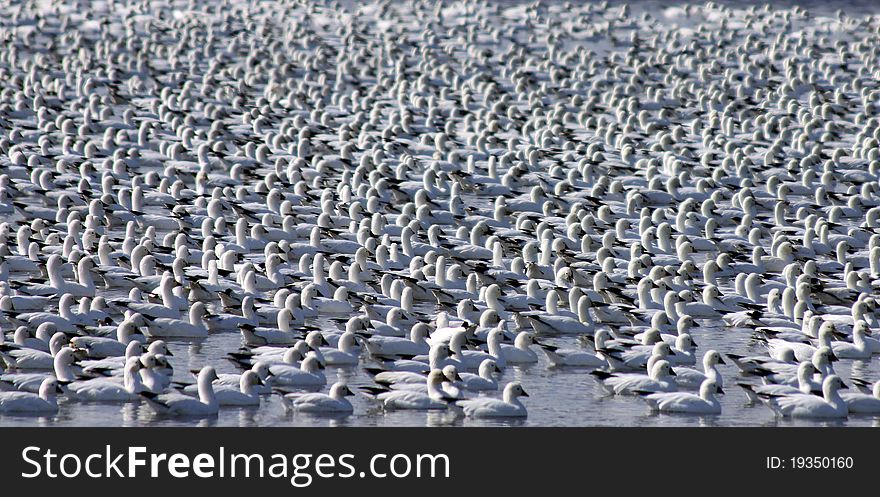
top-left (590, 370), bottom-right (614, 380)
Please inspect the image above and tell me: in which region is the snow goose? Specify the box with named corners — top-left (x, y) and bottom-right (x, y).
top-left (738, 362), bottom-right (822, 404)
top-left (9, 324), bottom-right (54, 352)
top-left (638, 379), bottom-right (723, 414)
top-left (498, 331), bottom-right (538, 364)
top-left (20, 255), bottom-right (96, 297)
top-left (80, 340), bottom-right (147, 375)
top-left (0, 332), bottom-right (69, 370)
top-left (319, 331), bottom-right (360, 366)
top-left (540, 341), bottom-right (607, 368)
top-left (280, 382), bottom-right (355, 414)
top-left (367, 370), bottom-right (457, 410)
top-left (364, 322), bottom-right (431, 358)
top-left (238, 310), bottom-right (301, 346)
top-left (143, 301), bottom-right (210, 338)
top-left (830, 322), bottom-right (872, 359)
top-left (458, 359), bottom-right (501, 391)
top-left (301, 284), bottom-right (355, 315)
top-left (181, 370), bottom-right (263, 407)
top-left (0, 376), bottom-right (64, 414)
top-left (10, 293), bottom-right (84, 332)
top-left (268, 352), bottom-right (326, 388)
top-left (524, 294), bottom-right (595, 335)
top-left (841, 380), bottom-right (880, 414)
top-left (0, 346), bottom-right (81, 392)
top-left (67, 357), bottom-right (144, 401)
top-left (456, 382), bottom-right (529, 418)
top-left (767, 321), bottom-right (838, 362)
top-left (212, 362), bottom-right (274, 395)
top-left (604, 341), bottom-right (675, 372)
top-left (673, 350), bottom-right (725, 389)
top-left (0, 294), bottom-right (52, 312)
top-left (591, 360), bottom-right (678, 395)
top-left (70, 320), bottom-right (146, 358)
top-left (758, 375), bottom-right (848, 419)
top-left (726, 348), bottom-right (797, 376)
top-left (141, 366), bottom-right (220, 416)
top-left (138, 353), bottom-right (173, 393)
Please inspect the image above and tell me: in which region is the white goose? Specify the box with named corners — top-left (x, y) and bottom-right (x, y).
top-left (638, 379), bottom-right (722, 415)
top-left (368, 370), bottom-right (457, 410)
top-left (280, 382), bottom-right (355, 414)
top-left (591, 360), bottom-right (678, 395)
top-left (673, 350), bottom-right (725, 389)
top-left (268, 353), bottom-right (326, 388)
top-left (364, 323), bottom-right (431, 358)
top-left (0, 376), bottom-right (64, 413)
top-left (457, 382), bottom-right (529, 418)
top-left (67, 357), bottom-right (145, 401)
top-left (458, 359), bottom-right (501, 391)
top-left (540, 341), bottom-right (607, 368)
top-left (184, 370), bottom-right (263, 407)
top-left (759, 375), bottom-right (849, 419)
top-left (0, 347), bottom-right (81, 392)
top-left (0, 332), bottom-right (69, 370)
top-left (142, 301), bottom-right (210, 338)
top-left (141, 366), bottom-right (220, 416)
top-left (841, 380), bottom-right (880, 414)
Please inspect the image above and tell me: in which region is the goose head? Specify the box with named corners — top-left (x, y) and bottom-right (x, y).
top-left (650, 360), bottom-right (674, 380)
top-left (301, 352), bottom-right (324, 373)
top-left (502, 381), bottom-right (529, 403)
top-left (441, 365), bottom-right (462, 383)
top-left (240, 370), bottom-right (264, 393)
top-left (38, 377), bottom-right (65, 402)
top-left (329, 382), bottom-right (355, 400)
top-left (699, 379), bottom-right (722, 398)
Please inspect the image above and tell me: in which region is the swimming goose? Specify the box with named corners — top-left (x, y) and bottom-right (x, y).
top-left (841, 380), bottom-right (880, 414)
top-left (498, 331), bottom-right (538, 364)
top-left (673, 350), bottom-right (725, 389)
top-left (0, 376), bottom-right (64, 413)
top-left (280, 382), bottom-right (355, 414)
top-left (19, 255), bottom-right (96, 297)
top-left (458, 359), bottom-right (501, 391)
top-left (758, 375), bottom-right (849, 419)
top-left (830, 322), bottom-right (872, 359)
top-left (738, 362), bottom-right (823, 404)
top-left (80, 340), bottom-right (149, 375)
top-left (268, 353), bottom-right (326, 388)
top-left (367, 370), bottom-right (457, 410)
top-left (67, 357), bottom-right (145, 401)
top-left (70, 320), bottom-right (146, 358)
top-left (637, 379), bottom-right (722, 415)
top-left (318, 331), bottom-right (360, 366)
top-left (0, 332), bottom-right (69, 370)
top-left (180, 370), bottom-right (263, 407)
top-left (138, 353), bottom-right (173, 393)
top-left (591, 360), bottom-right (678, 395)
top-left (142, 301), bottom-right (210, 338)
top-left (239, 310), bottom-right (302, 346)
top-left (457, 382), bottom-right (529, 418)
top-left (212, 362), bottom-right (274, 395)
top-left (141, 366), bottom-right (220, 416)
top-left (0, 347), bottom-right (82, 392)
top-left (540, 341), bottom-right (607, 368)
top-left (363, 322), bottom-right (431, 358)
top-left (766, 322), bottom-right (839, 362)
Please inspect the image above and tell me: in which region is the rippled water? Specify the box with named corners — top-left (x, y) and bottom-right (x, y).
top-left (2, 312), bottom-right (879, 428)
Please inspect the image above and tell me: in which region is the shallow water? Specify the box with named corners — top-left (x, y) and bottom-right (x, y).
top-left (2, 313), bottom-right (879, 428)
top-left (3, 0), bottom-right (880, 428)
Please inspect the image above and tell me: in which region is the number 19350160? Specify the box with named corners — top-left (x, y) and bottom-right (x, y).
top-left (766, 456), bottom-right (854, 469)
